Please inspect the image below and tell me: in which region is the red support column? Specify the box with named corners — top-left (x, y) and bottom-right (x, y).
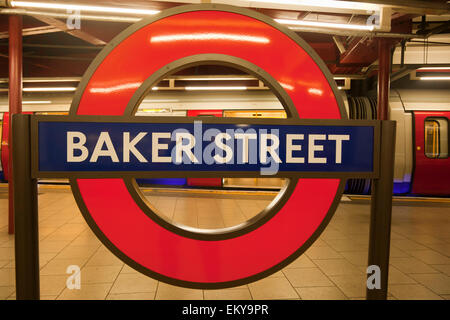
top-left (377, 38), bottom-right (391, 120)
top-left (8, 15), bottom-right (23, 234)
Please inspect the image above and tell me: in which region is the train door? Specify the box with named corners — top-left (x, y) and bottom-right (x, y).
top-left (186, 110), bottom-right (223, 187)
top-left (412, 111), bottom-right (450, 195)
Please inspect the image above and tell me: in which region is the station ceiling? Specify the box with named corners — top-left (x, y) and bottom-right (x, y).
top-left (0, 0), bottom-right (449, 82)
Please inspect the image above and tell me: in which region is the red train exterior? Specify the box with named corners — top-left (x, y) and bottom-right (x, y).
top-left (1, 93), bottom-right (449, 197)
top-left (412, 111), bottom-right (450, 195)
top-left (1, 113), bottom-right (10, 181)
top-left (1, 112), bottom-right (33, 181)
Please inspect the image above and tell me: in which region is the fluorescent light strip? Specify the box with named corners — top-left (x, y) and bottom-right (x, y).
top-left (10, 1), bottom-right (160, 15)
top-left (10, 0), bottom-right (380, 14)
top-left (23, 100), bottom-right (52, 104)
top-left (15, 9), bottom-right (142, 23)
top-left (419, 77), bottom-right (450, 81)
top-left (141, 108), bottom-right (169, 113)
top-left (185, 86), bottom-right (248, 91)
top-left (24, 78), bottom-right (81, 83)
top-left (0, 78), bottom-right (81, 83)
top-left (417, 67), bottom-right (450, 71)
top-left (275, 18), bottom-right (375, 31)
top-left (23, 87), bottom-right (77, 92)
top-left (249, 0), bottom-right (379, 11)
top-left (143, 99), bottom-right (180, 103)
top-left (174, 76), bottom-right (257, 81)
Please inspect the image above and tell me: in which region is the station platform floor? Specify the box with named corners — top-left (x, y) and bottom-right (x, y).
top-left (0, 184), bottom-right (449, 300)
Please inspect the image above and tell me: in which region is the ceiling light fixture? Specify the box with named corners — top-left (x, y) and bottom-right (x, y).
top-left (185, 86), bottom-right (248, 91)
top-left (275, 18), bottom-right (375, 31)
top-left (9, 1), bottom-right (160, 15)
top-left (141, 108), bottom-right (169, 113)
top-left (416, 67), bottom-right (450, 71)
top-left (174, 76), bottom-right (257, 81)
top-left (22, 100), bottom-right (52, 104)
top-left (249, 0), bottom-right (379, 11)
top-left (5, 1), bottom-right (386, 34)
top-left (142, 99), bottom-right (180, 103)
top-left (22, 87), bottom-right (77, 92)
top-left (418, 77), bottom-right (450, 81)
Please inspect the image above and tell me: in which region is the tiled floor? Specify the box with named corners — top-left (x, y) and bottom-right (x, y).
top-left (146, 191), bottom-right (271, 229)
top-left (0, 184), bottom-right (449, 300)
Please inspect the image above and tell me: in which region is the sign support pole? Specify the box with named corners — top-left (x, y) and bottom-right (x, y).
top-left (367, 120), bottom-right (396, 300)
top-left (12, 114), bottom-right (40, 300)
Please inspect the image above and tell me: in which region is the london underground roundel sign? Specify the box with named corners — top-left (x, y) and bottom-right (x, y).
top-left (33, 4), bottom-right (379, 289)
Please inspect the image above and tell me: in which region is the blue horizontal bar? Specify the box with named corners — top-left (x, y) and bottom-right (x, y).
top-left (38, 121), bottom-right (374, 174)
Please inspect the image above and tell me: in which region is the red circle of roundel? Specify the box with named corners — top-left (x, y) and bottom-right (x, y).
top-left (70, 5), bottom-right (345, 288)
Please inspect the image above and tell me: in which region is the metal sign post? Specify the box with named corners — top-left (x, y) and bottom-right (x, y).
top-left (12, 114), bottom-right (39, 300)
top-left (367, 120), bottom-right (396, 300)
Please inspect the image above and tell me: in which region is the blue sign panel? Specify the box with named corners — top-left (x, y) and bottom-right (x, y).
top-left (38, 121), bottom-right (374, 174)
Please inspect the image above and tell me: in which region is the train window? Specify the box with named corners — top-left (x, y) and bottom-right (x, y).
top-left (425, 118), bottom-right (448, 159)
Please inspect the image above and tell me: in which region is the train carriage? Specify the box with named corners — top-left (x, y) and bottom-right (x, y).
top-left (1, 89), bottom-right (449, 196)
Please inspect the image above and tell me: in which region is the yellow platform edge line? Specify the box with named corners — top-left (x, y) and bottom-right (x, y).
top-left (0, 183), bottom-right (278, 196)
top-left (1, 183), bottom-right (449, 202)
top-left (349, 195), bottom-right (450, 203)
